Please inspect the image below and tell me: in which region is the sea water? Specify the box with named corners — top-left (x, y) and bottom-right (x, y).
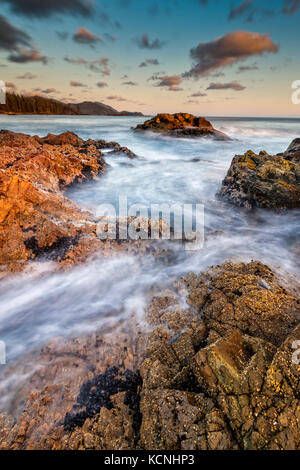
top-left (0, 114), bottom-right (299, 374)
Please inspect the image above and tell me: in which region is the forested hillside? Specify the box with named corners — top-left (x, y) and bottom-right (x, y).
top-left (0, 93), bottom-right (78, 115)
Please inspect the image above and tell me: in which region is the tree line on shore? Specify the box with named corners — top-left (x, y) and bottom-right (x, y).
top-left (0, 93), bottom-right (78, 115)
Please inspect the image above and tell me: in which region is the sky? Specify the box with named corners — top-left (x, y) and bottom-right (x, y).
top-left (0, 0), bottom-right (300, 116)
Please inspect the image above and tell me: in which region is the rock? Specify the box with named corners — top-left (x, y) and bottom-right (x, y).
top-left (40, 131), bottom-right (85, 147)
top-left (1, 261), bottom-right (299, 450)
top-left (0, 130), bottom-right (140, 273)
top-left (219, 149), bottom-right (300, 210)
top-left (0, 330), bottom-right (143, 450)
top-left (138, 261), bottom-right (300, 450)
top-left (134, 113), bottom-right (231, 141)
top-left (282, 138), bottom-right (300, 164)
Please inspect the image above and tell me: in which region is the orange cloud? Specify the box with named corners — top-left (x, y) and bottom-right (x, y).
top-left (156, 75), bottom-right (183, 91)
top-left (184, 30), bottom-right (279, 77)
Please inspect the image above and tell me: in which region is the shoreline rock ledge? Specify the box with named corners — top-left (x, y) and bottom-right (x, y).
top-left (0, 130), bottom-right (137, 275)
top-left (134, 113), bottom-right (231, 140)
top-left (219, 142), bottom-right (300, 210)
top-left (0, 260), bottom-right (299, 450)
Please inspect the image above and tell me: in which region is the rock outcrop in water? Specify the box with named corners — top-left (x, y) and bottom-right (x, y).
top-left (134, 113), bottom-right (231, 140)
top-left (219, 145), bottom-right (300, 210)
top-left (0, 130), bottom-right (137, 274)
top-left (0, 261), bottom-right (299, 450)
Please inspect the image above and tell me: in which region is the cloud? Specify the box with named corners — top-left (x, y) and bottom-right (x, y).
top-left (56, 31), bottom-right (69, 40)
top-left (99, 10), bottom-right (110, 23)
top-left (206, 81), bottom-right (246, 91)
top-left (106, 95), bottom-right (128, 102)
top-left (237, 64), bottom-right (258, 73)
top-left (147, 71), bottom-right (166, 81)
top-left (16, 72), bottom-right (37, 79)
top-left (282, 0), bottom-right (300, 14)
top-left (73, 27), bottom-right (103, 45)
top-left (97, 81), bottom-right (108, 88)
top-left (70, 80), bottom-right (87, 87)
top-left (139, 58), bottom-right (160, 67)
top-left (104, 33), bottom-right (118, 42)
top-left (91, 57), bottom-right (111, 75)
top-left (0, 15), bottom-right (48, 65)
top-left (228, 0), bottom-right (253, 19)
top-left (184, 30), bottom-right (279, 77)
top-left (122, 81), bottom-right (138, 86)
top-left (8, 48), bottom-right (48, 64)
top-left (155, 74), bottom-right (183, 91)
top-left (64, 55), bottom-right (111, 75)
top-left (0, 14), bottom-right (31, 52)
top-left (133, 34), bottom-right (166, 49)
top-left (41, 88), bottom-right (59, 94)
top-left (189, 91), bottom-right (207, 97)
top-left (2, 0), bottom-right (94, 18)
top-left (211, 71), bottom-right (225, 77)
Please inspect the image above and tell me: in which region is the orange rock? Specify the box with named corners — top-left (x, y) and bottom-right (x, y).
top-left (135, 113), bottom-right (231, 140)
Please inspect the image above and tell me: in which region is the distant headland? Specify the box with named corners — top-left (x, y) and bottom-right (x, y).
top-left (0, 93), bottom-right (144, 117)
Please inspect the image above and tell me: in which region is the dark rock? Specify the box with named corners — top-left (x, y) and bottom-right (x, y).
top-left (138, 261), bottom-right (300, 450)
top-left (0, 261), bottom-right (299, 450)
top-left (282, 138), bottom-right (300, 163)
top-left (219, 148), bottom-right (300, 210)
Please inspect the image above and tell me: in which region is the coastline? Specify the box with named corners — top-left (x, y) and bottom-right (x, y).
top-left (0, 119), bottom-right (299, 449)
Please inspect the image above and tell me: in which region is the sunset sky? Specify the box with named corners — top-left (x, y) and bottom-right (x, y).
top-left (0, 0), bottom-right (300, 116)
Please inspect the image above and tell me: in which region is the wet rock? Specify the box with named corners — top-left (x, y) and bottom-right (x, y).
top-left (0, 328), bottom-right (143, 450)
top-left (0, 130), bottom-right (141, 273)
top-left (40, 131), bottom-right (85, 147)
top-left (282, 138), bottom-right (300, 164)
top-left (0, 173), bottom-right (98, 271)
top-left (0, 260), bottom-right (299, 450)
top-left (137, 261), bottom-right (300, 450)
top-left (219, 148), bottom-right (300, 210)
top-left (134, 113), bottom-right (231, 140)
top-left (85, 139), bottom-right (137, 158)
top-left (192, 261), bottom-right (300, 347)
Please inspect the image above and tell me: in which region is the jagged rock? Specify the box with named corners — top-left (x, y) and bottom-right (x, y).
top-left (282, 138), bottom-right (300, 163)
top-left (134, 113), bottom-right (231, 140)
top-left (85, 139), bottom-right (137, 158)
top-left (138, 261), bottom-right (300, 450)
top-left (0, 261), bottom-right (299, 450)
top-left (219, 148), bottom-right (300, 210)
top-left (0, 330), bottom-right (143, 450)
top-left (0, 130), bottom-right (140, 274)
top-left (0, 131), bottom-right (106, 272)
top-left (40, 131), bottom-right (85, 147)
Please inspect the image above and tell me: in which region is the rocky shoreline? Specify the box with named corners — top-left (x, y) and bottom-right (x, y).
top-left (0, 129), bottom-right (299, 450)
top-left (0, 130), bottom-right (143, 276)
top-left (219, 140), bottom-right (300, 210)
top-left (0, 261), bottom-right (299, 450)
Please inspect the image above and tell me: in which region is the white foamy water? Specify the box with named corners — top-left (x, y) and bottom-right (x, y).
top-left (0, 114), bottom-right (299, 372)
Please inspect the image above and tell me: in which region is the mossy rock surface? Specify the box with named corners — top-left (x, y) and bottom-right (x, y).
top-left (219, 142), bottom-right (300, 210)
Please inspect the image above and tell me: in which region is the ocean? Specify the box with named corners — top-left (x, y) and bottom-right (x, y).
top-left (0, 115), bottom-right (299, 411)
